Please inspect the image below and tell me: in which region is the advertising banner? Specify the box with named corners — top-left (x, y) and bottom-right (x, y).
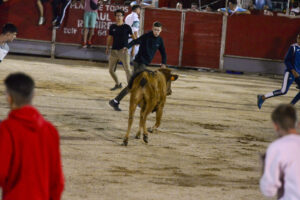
top-left (56, 2), bottom-right (130, 45)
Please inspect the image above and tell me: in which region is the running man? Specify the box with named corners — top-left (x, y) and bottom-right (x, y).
top-left (257, 34), bottom-right (300, 109)
top-left (0, 24), bottom-right (17, 63)
top-left (109, 21), bottom-right (167, 111)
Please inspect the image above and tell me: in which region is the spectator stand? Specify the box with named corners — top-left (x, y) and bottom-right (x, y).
top-left (1, 0), bottom-right (300, 74)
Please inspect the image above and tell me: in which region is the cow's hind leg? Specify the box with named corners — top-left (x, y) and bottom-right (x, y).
top-left (152, 104), bottom-right (164, 133)
top-left (123, 96), bottom-right (138, 146)
top-left (141, 103), bottom-right (153, 144)
top-left (149, 104), bottom-right (164, 134)
top-left (135, 100), bottom-right (145, 139)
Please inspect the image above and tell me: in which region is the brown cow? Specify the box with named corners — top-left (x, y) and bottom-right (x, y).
top-left (123, 68), bottom-right (178, 146)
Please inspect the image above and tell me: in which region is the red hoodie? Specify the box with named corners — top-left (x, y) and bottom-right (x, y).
top-left (0, 105), bottom-right (64, 200)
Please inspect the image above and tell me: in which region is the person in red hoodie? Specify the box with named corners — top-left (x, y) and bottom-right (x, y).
top-left (0, 72), bottom-right (64, 200)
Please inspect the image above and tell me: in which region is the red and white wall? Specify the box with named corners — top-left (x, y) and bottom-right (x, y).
top-left (1, 2), bottom-right (300, 73)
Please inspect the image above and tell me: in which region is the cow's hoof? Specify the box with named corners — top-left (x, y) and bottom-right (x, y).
top-left (148, 127), bottom-right (157, 134)
top-left (135, 135), bottom-right (140, 139)
top-left (122, 138), bottom-right (128, 146)
top-left (143, 134), bottom-right (148, 144)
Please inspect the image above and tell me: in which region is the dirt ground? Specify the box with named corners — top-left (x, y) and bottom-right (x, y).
top-left (1, 55), bottom-right (294, 200)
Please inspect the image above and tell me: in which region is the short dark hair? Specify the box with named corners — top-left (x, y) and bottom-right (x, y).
top-left (4, 72), bottom-right (35, 106)
top-left (271, 104), bottom-right (297, 131)
top-left (191, 2), bottom-right (198, 6)
top-left (114, 9), bottom-right (125, 16)
top-left (2, 23), bottom-right (17, 34)
top-left (153, 21), bottom-right (162, 28)
top-left (228, 0), bottom-right (237, 4)
top-left (132, 5), bottom-right (141, 11)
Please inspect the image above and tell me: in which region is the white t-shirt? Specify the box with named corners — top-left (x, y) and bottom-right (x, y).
top-left (130, 1), bottom-right (150, 7)
top-left (125, 11), bottom-right (140, 58)
top-left (260, 134), bottom-right (300, 200)
top-left (0, 43), bottom-right (9, 62)
top-left (125, 12), bottom-right (140, 35)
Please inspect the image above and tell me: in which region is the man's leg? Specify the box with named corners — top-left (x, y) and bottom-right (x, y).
top-left (87, 12), bottom-right (97, 46)
top-left (109, 62), bottom-right (146, 111)
top-left (257, 71), bottom-right (294, 109)
top-left (52, 0), bottom-right (59, 23)
top-left (82, 12), bottom-right (89, 47)
top-left (88, 28), bottom-right (94, 44)
top-left (37, 0), bottom-right (46, 25)
top-left (291, 92), bottom-right (300, 105)
top-left (108, 50), bottom-right (122, 90)
top-left (109, 87), bottom-right (129, 111)
top-left (54, 0), bottom-right (71, 28)
top-left (119, 50), bottom-right (132, 83)
top-left (133, 61), bottom-right (146, 73)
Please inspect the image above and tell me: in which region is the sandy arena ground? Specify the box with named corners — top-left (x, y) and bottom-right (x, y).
top-left (1, 55), bottom-right (294, 200)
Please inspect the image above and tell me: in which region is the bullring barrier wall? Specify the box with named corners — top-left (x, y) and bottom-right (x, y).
top-left (1, 3), bottom-right (300, 73)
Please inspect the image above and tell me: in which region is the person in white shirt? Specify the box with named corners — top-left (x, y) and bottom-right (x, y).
top-left (0, 24), bottom-right (17, 63)
top-left (176, 1), bottom-right (182, 10)
top-left (130, 0), bottom-right (151, 7)
top-left (260, 104), bottom-right (300, 200)
top-left (125, 5), bottom-right (141, 59)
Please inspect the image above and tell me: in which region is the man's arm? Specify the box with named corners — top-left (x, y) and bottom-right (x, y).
top-left (260, 145), bottom-right (282, 197)
top-left (126, 34), bottom-right (144, 49)
top-left (0, 124), bottom-right (13, 187)
top-left (158, 39), bottom-right (167, 67)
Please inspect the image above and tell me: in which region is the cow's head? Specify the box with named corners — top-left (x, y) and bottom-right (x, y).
top-left (158, 68), bottom-right (179, 96)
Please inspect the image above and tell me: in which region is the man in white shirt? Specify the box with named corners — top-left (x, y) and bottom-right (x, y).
top-left (260, 104), bottom-right (300, 200)
top-left (0, 24), bottom-right (17, 63)
top-left (125, 5), bottom-right (141, 59)
top-left (130, 0), bottom-right (151, 7)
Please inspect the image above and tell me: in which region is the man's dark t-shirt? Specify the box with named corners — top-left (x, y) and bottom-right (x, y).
top-left (109, 24), bottom-right (132, 50)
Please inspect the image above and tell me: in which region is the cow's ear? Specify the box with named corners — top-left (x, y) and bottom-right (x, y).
top-left (171, 74), bottom-right (178, 81)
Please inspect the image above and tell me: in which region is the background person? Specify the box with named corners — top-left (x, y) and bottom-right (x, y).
top-left (109, 21), bottom-right (167, 111)
top-left (37, 0), bottom-right (47, 25)
top-left (0, 72), bottom-right (64, 200)
top-left (125, 5), bottom-right (141, 59)
top-left (260, 104), bottom-right (300, 200)
top-left (0, 23), bottom-right (17, 63)
top-left (106, 9), bottom-right (135, 91)
top-left (82, 0), bottom-right (100, 48)
top-left (257, 34), bottom-right (300, 109)
top-left (218, 0), bottom-right (251, 15)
